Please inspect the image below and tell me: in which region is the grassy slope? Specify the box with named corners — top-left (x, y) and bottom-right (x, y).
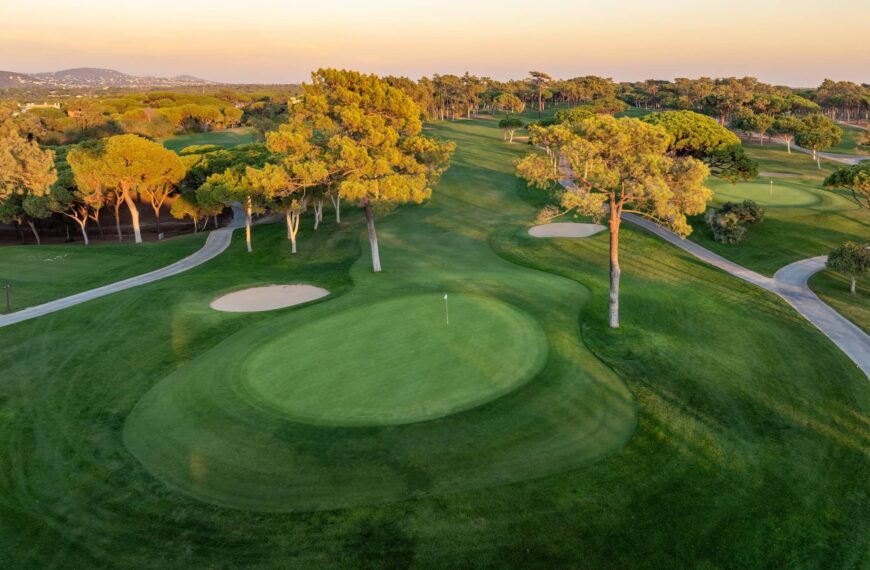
top-left (0, 117), bottom-right (867, 569)
top-left (0, 234), bottom-right (206, 310)
top-left (810, 270), bottom-right (870, 334)
top-left (828, 124), bottom-right (869, 156)
top-left (689, 143), bottom-right (870, 276)
top-left (162, 127), bottom-right (259, 152)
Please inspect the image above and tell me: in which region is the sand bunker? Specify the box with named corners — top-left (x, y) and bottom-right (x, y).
top-left (759, 171), bottom-right (801, 178)
top-left (529, 223), bottom-right (607, 238)
top-left (210, 284), bottom-right (329, 312)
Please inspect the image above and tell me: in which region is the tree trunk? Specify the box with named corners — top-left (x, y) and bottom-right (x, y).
top-left (155, 208), bottom-right (161, 235)
top-left (851, 276), bottom-right (857, 295)
top-left (363, 198), bottom-right (381, 273)
top-left (26, 220), bottom-right (41, 245)
top-left (122, 191), bottom-right (143, 244)
top-left (608, 211), bottom-right (621, 329)
top-left (245, 196), bottom-right (253, 253)
top-left (114, 199), bottom-right (123, 241)
top-left (78, 221), bottom-right (90, 245)
top-left (330, 193), bottom-right (341, 223)
top-left (314, 199), bottom-right (323, 230)
top-left (285, 210), bottom-right (299, 254)
top-left (786, 139), bottom-right (791, 153)
top-left (94, 213), bottom-right (104, 238)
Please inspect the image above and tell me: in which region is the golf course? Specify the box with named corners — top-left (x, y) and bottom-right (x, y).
top-left (1, 113), bottom-right (867, 568)
top-left (162, 126), bottom-right (259, 153)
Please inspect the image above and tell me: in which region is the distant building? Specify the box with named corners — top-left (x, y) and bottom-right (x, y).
top-left (19, 102), bottom-right (62, 113)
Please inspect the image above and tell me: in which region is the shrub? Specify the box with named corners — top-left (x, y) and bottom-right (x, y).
top-left (720, 200), bottom-right (765, 224)
top-left (706, 200), bottom-right (764, 243)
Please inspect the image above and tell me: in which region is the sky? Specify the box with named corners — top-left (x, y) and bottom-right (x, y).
top-left (2, 0), bottom-right (868, 87)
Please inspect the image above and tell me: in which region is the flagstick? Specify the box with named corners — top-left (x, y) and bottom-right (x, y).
top-left (444, 293), bottom-right (449, 325)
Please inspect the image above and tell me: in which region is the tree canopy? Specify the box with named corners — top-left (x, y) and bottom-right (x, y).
top-left (826, 241), bottom-right (870, 294)
top-left (498, 118), bottom-right (524, 143)
top-left (516, 115), bottom-right (712, 327)
top-left (263, 68), bottom-right (455, 270)
top-left (0, 131), bottom-right (57, 243)
top-left (795, 114), bottom-right (842, 166)
top-left (642, 110), bottom-right (757, 182)
top-left (825, 163), bottom-right (870, 209)
top-left (69, 134), bottom-right (186, 243)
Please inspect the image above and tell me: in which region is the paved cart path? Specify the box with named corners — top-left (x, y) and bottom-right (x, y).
top-left (0, 204), bottom-right (245, 329)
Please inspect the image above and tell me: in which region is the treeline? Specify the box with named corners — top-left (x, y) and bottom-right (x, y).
top-left (383, 73), bottom-right (624, 120)
top-left (617, 77), bottom-right (870, 124)
top-left (0, 87), bottom-right (298, 145)
top-left (380, 73), bottom-right (870, 127)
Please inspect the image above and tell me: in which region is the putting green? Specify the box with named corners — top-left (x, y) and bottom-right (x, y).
top-left (242, 294), bottom-right (547, 426)
top-left (124, 284), bottom-right (634, 512)
top-left (708, 179), bottom-right (820, 207)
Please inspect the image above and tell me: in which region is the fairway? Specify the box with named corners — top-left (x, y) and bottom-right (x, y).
top-left (162, 127), bottom-right (259, 153)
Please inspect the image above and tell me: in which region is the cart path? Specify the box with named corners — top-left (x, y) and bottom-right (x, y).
top-left (0, 204), bottom-right (245, 329)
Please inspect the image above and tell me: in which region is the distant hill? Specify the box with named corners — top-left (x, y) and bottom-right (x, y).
top-left (2, 67), bottom-right (217, 89)
top-left (0, 70), bottom-right (41, 88)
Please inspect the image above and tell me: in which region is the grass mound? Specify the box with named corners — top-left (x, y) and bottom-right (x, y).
top-left (244, 294), bottom-right (547, 425)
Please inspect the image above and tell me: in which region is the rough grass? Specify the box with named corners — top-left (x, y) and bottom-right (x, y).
top-left (0, 117), bottom-right (867, 569)
top-left (0, 233), bottom-right (206, 310)
top-left (162, 127), bottom-right (259, 153)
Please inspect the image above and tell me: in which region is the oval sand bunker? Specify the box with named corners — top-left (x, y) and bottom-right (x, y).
top-left (529, 222), bottom-right (606, 238)
top-left (210, 284), bottom-right (329, 312)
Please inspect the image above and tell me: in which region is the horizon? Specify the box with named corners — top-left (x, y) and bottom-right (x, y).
top-left (2, 0), bottom-right (869, 87)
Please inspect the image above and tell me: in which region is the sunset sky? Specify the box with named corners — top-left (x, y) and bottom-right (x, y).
top-left (3, 0), bottom-right (868, 86)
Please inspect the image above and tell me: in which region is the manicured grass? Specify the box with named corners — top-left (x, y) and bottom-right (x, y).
top-left (707, 178), bottom-right (820, 207)
top-left (239, 294), bottom-right (547, 426)
top-left (162, 126), bottom-right (259, 153)
top-left (809, 269), bottom-right (870, 334)
top-left (828, 124), bottom-right (869, 156)
top-left (616, 107), bottom-right (654, 118)
top-left (689, 143), bottom-right (870, 276)
top-left (0, 116), bottom-right (867, 568)
top-left (0, 234), bottom-right (206, 310)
